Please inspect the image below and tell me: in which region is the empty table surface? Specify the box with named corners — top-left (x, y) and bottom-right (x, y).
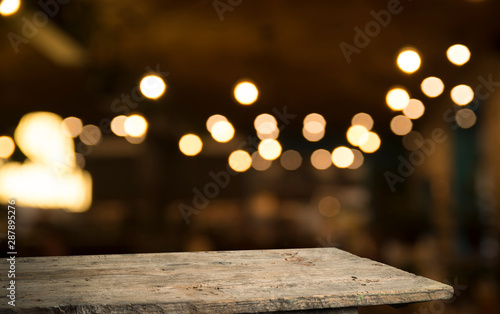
top-left (0, 248), bottom-right (453, 313)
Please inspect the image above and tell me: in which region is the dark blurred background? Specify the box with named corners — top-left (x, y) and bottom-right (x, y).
top-left (0, 0), bottom-right (499, 313)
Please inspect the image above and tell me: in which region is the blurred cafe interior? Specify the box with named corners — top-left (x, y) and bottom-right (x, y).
top-left (0, 0), bottom-right (500, 313)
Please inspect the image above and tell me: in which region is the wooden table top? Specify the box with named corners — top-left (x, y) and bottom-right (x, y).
top-left (1, 248), bottom-right (453, 313)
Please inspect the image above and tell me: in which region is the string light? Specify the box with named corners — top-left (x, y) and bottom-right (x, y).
top-left (179, 134), bottom-right (203, 156)
top-left (332, 146), bottom-right (354, 168)
top-left (234, 81), bottom-right (258, 105)
top-left (258, 139), bottom-right (282, 160)
top-left (397, 49), bottom-right (421, 74)
top-left (447, 44), bottom-right (471, 66)
top-left (140, 75), bottom-right (166, 99)
top-left (228, 150), bottom-right (252, 172)
top-left (386, 87), bottom-right (410, 110)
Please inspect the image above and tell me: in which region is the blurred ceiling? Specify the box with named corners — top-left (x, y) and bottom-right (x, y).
top-left (1, 0), bottom-right (500, 140)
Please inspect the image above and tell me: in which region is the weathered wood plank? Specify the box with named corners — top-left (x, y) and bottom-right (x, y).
top-left (0, 248), bottom-right (453, 313)
top-left (274, 307), bottom-right (357, 313)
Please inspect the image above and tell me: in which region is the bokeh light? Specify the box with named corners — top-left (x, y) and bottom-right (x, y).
top-left (351, 113), bottom-right (373, 130)
top-left (251, 151), bottom-right (272, 171)
top-left (403, 99), bottom-right (425, 119)
top-left (257, 127), bottom-right (279, 140)
top-left (311, 149), bottom-right (332, 170)
top-left (304, 121), bottom-right (324, 134)
top-left (124, 114), bottom-right (148, 137)
top-left (332, 146), bottom-right (354, 168)
top-left (125, 134), bottom-right (147, 144)
top-left (359, 132), bottom-right (381, 153)
top-left (304, 113), bottom-right (326, 132)
top-left (0, 0), bottom-right (20, 16)
top-left (5, 112), bottom-right (91, 212)
top-left (210, 120), bottom-right (235, 143)
top-left (206, 114), bottom-right (228, 132)
top-left (139, 75), bottom-right (166, 99)
top-left (0, 136), bottom-right (15, 159)
top-left (348, 149), bottom-right (364, 170)
top-left (79, 125), bottom-right (102, 146)
top-left (303, 114), bottom-right (326, 141)
top-left (318, 196), bottom-right (341, 217)
top-left (455, 108), bottom-right (477, 129)
top-left (390, 115), bottom-right (413, 136)
top-left (421, 77), bottom-right (444, 98)
top-left (234, 81), bottom-right (258, 105)
top-left (451, 84), bottom-right (474, 105)
top-left (14, 112), bottom-right (76, 168)
top-left (258, 139), bottom-right (282, 160)
top-left (179, 134), bottom-right (203, 156)
top-left (61, 117), bottom-right (83, 138)
top-left (402, 131), bottom-right (424, 151)
top-left (347, 125), bottom-right (369, 147)
top-left (303, 127), bottom-right (325, 142)
top-left (447, 44), bottom-right (471, 66)
top-left (386, 87), bottom-right (410, 110)
top-left (397, 49), bottom-right (421, 74)
top-left (0, 161), bottom-right (92, 212)
top-left (280, 150), bottom-right (302, 170)
top-left (75, 153), bottom-right (85, 169)
top-left (254, 114), bottom-right (278, 134)
top-left (228, 150), bottom-right (252, 172)
top-left (111, 115), bottom-right (128, 137)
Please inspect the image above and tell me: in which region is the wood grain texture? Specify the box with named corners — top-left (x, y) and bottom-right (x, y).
top-left (0, 248), bottom-right (453, 313)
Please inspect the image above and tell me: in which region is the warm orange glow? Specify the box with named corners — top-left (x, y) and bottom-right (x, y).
top-left (421, 77), bottom-right (444, 98)
top-left (318, 196), bottom-right (341, 217)
top-left (254, 114), bottom-right (278, 134)
top-left (303, 113), bottom-right (326, 133)
top-left (304, 121), bottom-right (324, 134)
top-left (79, 125), bottom-right (102, 146)
top-left (331, 146), bottom-right (354, 168)
top-left (61, 117), bottom-right (83, 138)
top-left (455, 108), bottom-right (477, 129)
top-left (397, 49), bottom-right (421, 74)
top-left (0, 136), bottom-right (15, 159)
top-left (402, 131), bottom-right (424, 151)
top-left (280, 150), bottom-right (302, 170)
top-left (2, 111), bottom-right (92, 212)
top-left (347, 125), bottom-right (369, 147)
top-left (257, 127), bottom-right (279, 140)
top-left (228, 150), bottom-right (252, 172)
top-left (303, 114), bottom-right (326, 141)
top-left (140, 75), bottom-right (166, 99)
top-left (390, 115), bottom-right (413, 136)
top-left (14, 112), bottom-right (76, 168)
top-left (0, 161), bottom-right (92, 212)
top-left (0, 0), bottom-right (20, 16)
top-left (403, 99), bottom-right (425, 119)
top-left (258, 139), bottom-right (282, 160)
top-left (311, 149), bottom-right (332, 170)
top-left (124, 114), bottom-right (148, 137)
top-left (210, 120), bottom-right (235, 143)
top-left (234, 81), bottom-right (258, 105)
top-left (447, 44), bottom-right (471, 66)
top-left (125, 134), bottom-right (147, 144)
top-left (251, 151), bottom-right (272, 171)
top-left (359, 132), bottom-right (381, 153)
top-left (348, 149), bottom-right (364, 170)
top-left (303, 128), bottom-right (325, 142)
top-left (451, 84), bottom-right (474, 105)
top-left (351, 113), bottom-right (373, 130)
top-left (386, 87), bottom-right (410, 110)
top-left (179, 134), bottom-right (203, 156)
top-left (111, 115), bottom-right (128, 137)
top-left (206, 114), bottom-right (228, 132)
